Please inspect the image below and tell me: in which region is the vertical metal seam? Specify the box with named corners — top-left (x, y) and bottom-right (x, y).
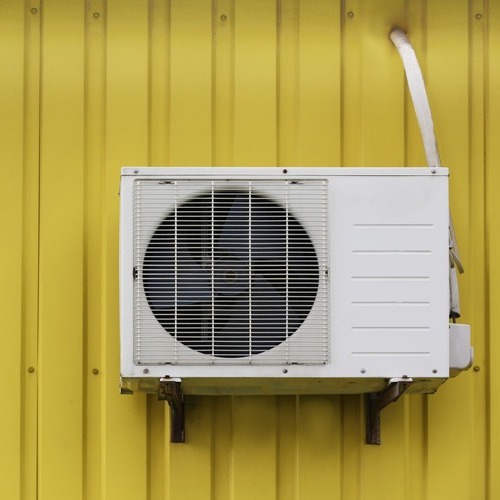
top-left (483, 0), bottom-right (492, 493)
top-left (82, 1), bottom-right (91, 496)
top-left (35, 0), bottom-right (43, 496)
top-left (276, 0), bottom-right (282, 166)
top-left (212, 0), bottom-right (217, 166)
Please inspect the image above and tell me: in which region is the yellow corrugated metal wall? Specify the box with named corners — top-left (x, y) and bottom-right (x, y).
top-left (0, 0), bottom-right (498, 498)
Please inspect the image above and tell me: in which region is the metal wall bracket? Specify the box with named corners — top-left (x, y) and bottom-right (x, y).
top-left (366, 377), bottom-right (413, 445)
top-left (158, 377), bottom-right (185, 443)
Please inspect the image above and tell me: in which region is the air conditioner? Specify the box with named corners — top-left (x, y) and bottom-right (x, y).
top-left (119, 31), bottom-right (472, 445)
top-left (120, 167), bottom-right (472, 401)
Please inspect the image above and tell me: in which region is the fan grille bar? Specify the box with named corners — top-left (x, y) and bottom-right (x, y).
top-left (211, 182), bottom-right (215, 360)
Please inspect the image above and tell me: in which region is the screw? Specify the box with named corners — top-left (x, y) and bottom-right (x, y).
top-left (475, 13), bottom-right (482, 20)
top-left (143, 368), bottom-right (149, 374)
top-left (431, 168), bottom-right (437, 174)
top-left (93, 12), bottom-right (100, 19)
top-left (473, 365), bottom-right (480, 372)
top-left (31, 8), bottom-right (38, 14)
top-left (133, 169), bottom-right (139, 174)
top-left (220, 14), bottom-right (227, 22)
top-left (283, 169), bottom-right (288, 174)
top-left (432, 369), bottom-right (438, 374)
top-left (27, 366), bottom-right (35, 373)
top-left (347, 11), bottom-right (354, 18)
top-left (283, 369), bottom-right (288, 374)
top-left (92, 368), bottom-right (99, 375)
top-left (360, 369), bottom-right (366, 374)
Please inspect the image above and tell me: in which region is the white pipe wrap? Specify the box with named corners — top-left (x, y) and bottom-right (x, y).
top-left (390, 28), bottom-right (463, 318)
top-left (389, 28), bottom-right (442, 170)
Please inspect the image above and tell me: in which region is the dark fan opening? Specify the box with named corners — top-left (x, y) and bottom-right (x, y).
top-left (143, 189), bottom-right (319, 358)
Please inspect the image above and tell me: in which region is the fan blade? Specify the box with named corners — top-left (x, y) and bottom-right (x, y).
top-left (216, 195), bottom-right (250, 258)
top-left (143, 248), bottom-right (212, 309)
top-left (250, 276), bottom-right (300, 337)
top-left (249, 202), bottom-right (287, 261)
top-left (212, 292), bottom-right (251, 357)
top-left (215, 277), bottom-right (300, 356)
top-left (251, 257), bottom-right (319, 324)
top-left (217, 194), bottom-right (290, 261)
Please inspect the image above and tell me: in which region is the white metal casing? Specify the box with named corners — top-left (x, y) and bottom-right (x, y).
top-left (120, 167), bottom-right (450, 393)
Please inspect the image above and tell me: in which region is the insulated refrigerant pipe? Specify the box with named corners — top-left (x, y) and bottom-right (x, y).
top-left (389, 28), bottom-right (463, 318)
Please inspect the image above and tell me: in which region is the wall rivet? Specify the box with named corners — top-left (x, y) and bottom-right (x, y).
top-left (92, 368), bottom-right (99, 375)
top-left (360, 369), bottom-right (366, 374)
top-left (347, 11), bottom-right (354, 18)
top-left (28, 366), bottom-right (35, 373)
top-left (473, 365), bottom-right (480, 372)
top-left (475, 13), bottom-right (482, 20)
top-left (93, 12), bottom-right (100, 19)
top-left (431, 168), bottom-right (437, 174)
top-left (432, 369), bottom-right (438, 374)
top-left (283, 369), bottom-right (288, 374)
top-left (133, 169), bottom-right (139, 174)
top-left (143, 368), bottom-right (149, 374)
top-left (220, 14), bottom-right (227, 22)
top-left (31, 8), bottom-right (38, 14)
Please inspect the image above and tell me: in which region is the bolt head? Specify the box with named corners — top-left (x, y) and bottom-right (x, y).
top-left (28, 366), bottom-right (35, 373)
top-left (220, 14), bottom-right (227, 22)
top-left (347, 11), bottom-right (354, 18)
top-left (475, 13), bottom-right (482, 20)
top-left (360, 369), bottom-right (366, 374)
top-left (92, 368), bottom-right (99, 375)
top-left (473, 365), bottom-right (480, 372)
top-left (143, 368), bottom-right (149, 374)
top-left (133, 169), bottom-right (139, 174)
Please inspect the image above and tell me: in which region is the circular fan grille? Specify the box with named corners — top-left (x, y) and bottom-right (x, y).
top-left (143, 189), bottom-right (319, 358)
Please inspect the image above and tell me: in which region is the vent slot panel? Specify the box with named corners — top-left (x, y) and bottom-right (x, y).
top-left (133, 179), bottom-right (328, 365)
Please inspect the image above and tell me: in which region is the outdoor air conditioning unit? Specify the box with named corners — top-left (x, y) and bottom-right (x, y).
top-left (120, 166), bottom-right (471, 401)
top-left (119, 31), bottom-right (472, 445)
top-left (120, 167), bottom-right (472, 442)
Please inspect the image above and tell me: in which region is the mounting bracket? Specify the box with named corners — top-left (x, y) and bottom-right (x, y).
top-left (366, 377), bottom-right (413, 445)
top-left (158, 377), bottom-right (185, 443)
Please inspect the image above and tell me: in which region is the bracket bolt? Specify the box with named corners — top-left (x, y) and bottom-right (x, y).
top-left (473, 365), bottom-right (480, 372)
top-left (27, 366), bottom-right (35, 373)
top-left (92, 368), bottom-right (99, 375)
